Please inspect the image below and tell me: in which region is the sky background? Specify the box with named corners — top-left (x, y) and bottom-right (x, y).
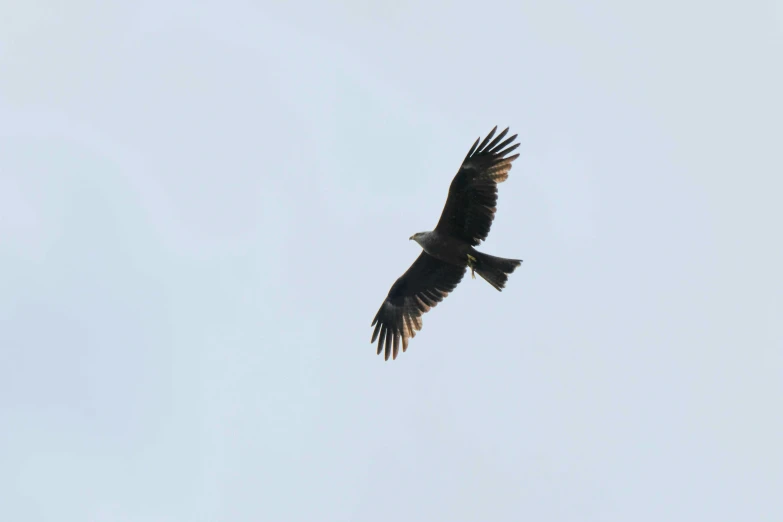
top-left (1, 1), bottom-right (782, 521)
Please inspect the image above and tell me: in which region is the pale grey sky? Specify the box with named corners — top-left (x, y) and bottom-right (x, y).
top-left (1, 1), bottom-right (781, 521)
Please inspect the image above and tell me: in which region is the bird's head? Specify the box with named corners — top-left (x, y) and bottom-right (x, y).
top-left (409, 231), bottom-right (430, 246)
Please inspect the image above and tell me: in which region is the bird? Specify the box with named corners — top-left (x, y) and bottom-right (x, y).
top-left (370, 126), bottom-right (523, 360)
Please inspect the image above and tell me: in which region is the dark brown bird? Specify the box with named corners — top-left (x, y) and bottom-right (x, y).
top-left (371, 126), bottom-right (523, 360)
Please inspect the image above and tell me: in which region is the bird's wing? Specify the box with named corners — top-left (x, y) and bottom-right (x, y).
top-left (371, 252), bottom-right (465, 360)
top-left (434, 126), bottom-right (520, 246)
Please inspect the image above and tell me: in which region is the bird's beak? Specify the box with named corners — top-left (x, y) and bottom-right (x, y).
top-left (409, 235), bottom-right (414, 240)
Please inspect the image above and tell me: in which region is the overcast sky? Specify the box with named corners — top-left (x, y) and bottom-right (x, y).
top-left (1, 1), bottom-right (781, 521)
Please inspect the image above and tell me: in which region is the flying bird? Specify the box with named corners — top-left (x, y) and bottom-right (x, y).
top-left (371, 126), bottom-right (523, 360)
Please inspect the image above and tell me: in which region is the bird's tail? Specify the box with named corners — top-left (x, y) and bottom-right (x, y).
top-left (471, 252), bottom-right (522, 291)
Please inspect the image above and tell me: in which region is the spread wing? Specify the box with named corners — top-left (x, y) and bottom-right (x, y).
top-left (434, 126), bottom-right (520, 246)
top-left (371, 252), bottom-right (465, 360)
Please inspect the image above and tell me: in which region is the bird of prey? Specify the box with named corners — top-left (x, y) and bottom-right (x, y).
top-left (370, 126), bottom-right (523, 360)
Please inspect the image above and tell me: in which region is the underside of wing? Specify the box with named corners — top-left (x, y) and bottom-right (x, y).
top-left (371, 252), bottom-right (465, 360)
top-left (435, 126), bottom-right (521, 246)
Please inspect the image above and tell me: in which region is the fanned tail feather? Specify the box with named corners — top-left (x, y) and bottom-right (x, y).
top-left (473, 252), bottom-right (522, 291)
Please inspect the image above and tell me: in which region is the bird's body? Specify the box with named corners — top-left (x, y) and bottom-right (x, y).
top-left (371, 126), bottom-right (523, 360)
top-left (411, 231), bottom-right (472, 268)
